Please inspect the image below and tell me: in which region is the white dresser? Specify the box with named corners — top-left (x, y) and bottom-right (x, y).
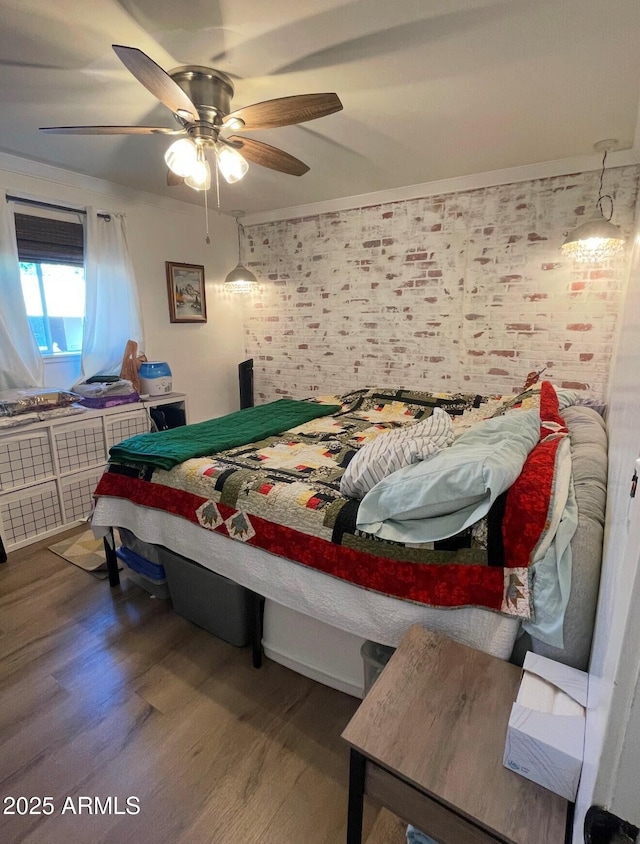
top-left (0, 393), bottom-right (188, 551)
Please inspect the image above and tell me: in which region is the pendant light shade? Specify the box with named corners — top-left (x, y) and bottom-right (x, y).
top-left (225, 211), bottom-right (258, 293)
top-left (225, 263), bottom-right (258, 293)
top-left (561, 140), bottom-right (626, 263)
top-left (561, 212), bottom-right (625, 262)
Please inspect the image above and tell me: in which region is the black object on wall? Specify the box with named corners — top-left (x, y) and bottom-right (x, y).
top-left (239, 358), bottom-right (254, 409)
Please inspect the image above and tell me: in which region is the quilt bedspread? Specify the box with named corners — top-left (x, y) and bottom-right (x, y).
top-left (94, 384), bottom-right (566, 620)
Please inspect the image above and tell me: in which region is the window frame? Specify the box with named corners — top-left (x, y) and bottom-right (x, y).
top-left (14, 207), bottom-right (86, 359)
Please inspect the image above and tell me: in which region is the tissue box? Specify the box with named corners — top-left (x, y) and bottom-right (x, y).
top-left (503, 652), bottom-right (588, 800)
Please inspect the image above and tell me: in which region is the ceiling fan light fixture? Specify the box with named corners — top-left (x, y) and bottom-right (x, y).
top-left (41, 47), bottom-right (342, 197)
top-left (217, 145), bottom-right (249, 184)
top-left (165, 137), bottom-right (198, 177)
top-left (184, 157), bottom-right (211, 191)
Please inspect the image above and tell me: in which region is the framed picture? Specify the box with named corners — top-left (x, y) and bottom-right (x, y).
top-left (166, 261), bottom-right (207, 323)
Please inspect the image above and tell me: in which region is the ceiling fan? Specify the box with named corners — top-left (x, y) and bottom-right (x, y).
top-left (40, 44), bottom-right (343, 191)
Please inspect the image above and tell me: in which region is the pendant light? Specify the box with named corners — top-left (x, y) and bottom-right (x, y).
top-left (561, 140), bottom-right (626, 262)
top-left (225, 211), bottom-right (258, 293)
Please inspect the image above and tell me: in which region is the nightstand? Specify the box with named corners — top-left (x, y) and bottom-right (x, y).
top-left (342, 625), bottom-right (571, 844)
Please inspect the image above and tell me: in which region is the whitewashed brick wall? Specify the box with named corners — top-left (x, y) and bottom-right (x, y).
top-left (243, 166), bottom-right (639, 402)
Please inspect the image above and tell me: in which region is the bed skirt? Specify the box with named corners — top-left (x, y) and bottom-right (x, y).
top-left (92, 497), bottom-right (521, 673)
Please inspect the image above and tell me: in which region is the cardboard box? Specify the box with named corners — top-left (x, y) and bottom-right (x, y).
top-left (503, 652), bottom-right (588, 800)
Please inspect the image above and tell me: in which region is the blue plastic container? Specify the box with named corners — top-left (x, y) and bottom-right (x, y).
top-left (139, 361), bottom-right (172, 396)
top-left (116, 546), bottom-right (166, 581)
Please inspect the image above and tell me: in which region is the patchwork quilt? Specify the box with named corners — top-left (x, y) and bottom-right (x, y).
top-left (94, 383), bottom-right (571, 620)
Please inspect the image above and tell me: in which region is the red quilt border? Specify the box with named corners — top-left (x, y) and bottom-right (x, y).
top-left (95, 472), bottom-right (512, 613)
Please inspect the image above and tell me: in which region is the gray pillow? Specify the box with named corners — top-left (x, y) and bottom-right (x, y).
top-left (527, 406), bottom-right (608, 670)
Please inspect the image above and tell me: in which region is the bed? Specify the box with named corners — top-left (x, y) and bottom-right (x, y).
top-left (91, 380), bottom-right (607, 693)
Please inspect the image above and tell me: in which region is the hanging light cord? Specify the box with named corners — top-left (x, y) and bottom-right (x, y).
top-left (237, 220), bottom-right (244, 263)
top-left (596, 149), bottom-right (615, 221)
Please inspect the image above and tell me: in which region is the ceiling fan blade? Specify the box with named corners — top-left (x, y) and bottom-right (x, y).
top-left (227, 136), bottom-right (309, 176)
top-left (40, 125), bottom-right (181, 135)
top-left (112, 44), bottom-right (199, 121)
top-left (166, 169), bottom-right (184, 186)
top-left (223, 93), bottom-right (342, 130)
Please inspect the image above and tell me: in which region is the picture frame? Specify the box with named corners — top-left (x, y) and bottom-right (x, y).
top-left (165, 261), bottom-right (207, 323)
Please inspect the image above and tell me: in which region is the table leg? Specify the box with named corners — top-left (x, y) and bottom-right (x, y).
top-left (347, 748), bottom-right (366, 844)
top-left (565, 802), bottom-right (575, 844)
top-left (0, 533), bottom-right (6, 563)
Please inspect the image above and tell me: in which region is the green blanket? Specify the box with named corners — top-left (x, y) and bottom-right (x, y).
top-left (109, 399), bottom-right (341, 470)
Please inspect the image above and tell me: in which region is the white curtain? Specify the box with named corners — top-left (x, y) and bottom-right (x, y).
top-left (81, 210), bottom-right (145, 380)
top-left (0, 193), bottom-right (44, 390)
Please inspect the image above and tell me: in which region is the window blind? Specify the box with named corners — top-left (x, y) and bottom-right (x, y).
top-left (14, 213), bottom-right (84, 266)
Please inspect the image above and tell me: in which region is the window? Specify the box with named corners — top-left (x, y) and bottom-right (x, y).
top-left (14, 212), bottom-right (85, 356)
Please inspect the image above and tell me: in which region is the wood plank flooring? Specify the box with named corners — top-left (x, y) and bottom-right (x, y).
top-left (0, 528), bottom-right (407, 844)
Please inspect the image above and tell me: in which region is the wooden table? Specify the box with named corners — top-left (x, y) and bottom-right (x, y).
top-left (342, 626), bottom-right (571, 844)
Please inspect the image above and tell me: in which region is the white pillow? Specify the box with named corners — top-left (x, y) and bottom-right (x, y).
top-left (340, 408), bottom-right (454, 499)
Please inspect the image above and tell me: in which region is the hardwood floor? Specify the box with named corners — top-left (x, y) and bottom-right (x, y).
top-left (0, 528), bottom-right (407, 844)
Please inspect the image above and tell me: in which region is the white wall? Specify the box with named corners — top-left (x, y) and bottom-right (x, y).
top-left (0, 153), bottom-right (245, 423)
top-left (575, 223), bottom-right (640, 838)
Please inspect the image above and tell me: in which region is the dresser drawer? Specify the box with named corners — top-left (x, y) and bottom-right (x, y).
top-left (105, 409), bottom-right (149, 449)
top-left (0, 429), bottom-right (54, 491)
top-left (61, 467), bottom-right (105, 524)
top-left (0, 481), bottom-right (62, 546)
top-left (53, 418), bottom-right (105, 473)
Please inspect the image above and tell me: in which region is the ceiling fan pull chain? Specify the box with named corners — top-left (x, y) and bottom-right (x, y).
top-left (215, 160), bottom-right (221, 213)
top-left (204, 185), bottom-right (210, 244)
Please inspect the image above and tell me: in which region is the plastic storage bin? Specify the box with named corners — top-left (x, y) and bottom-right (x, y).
top-left (116, 545), bottom-right (170, 600)
top-left (117, 528), bottom-right (164, 565)
top-left (406, 826), bottom-right (439, 844)
top-left (158, 548), bottom-right (253, 647)
top-left (361, 640), bottom-right (396, 696)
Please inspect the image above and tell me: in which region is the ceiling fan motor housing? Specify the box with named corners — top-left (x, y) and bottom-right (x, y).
top-left (169, 66), bottom-right (234, 125)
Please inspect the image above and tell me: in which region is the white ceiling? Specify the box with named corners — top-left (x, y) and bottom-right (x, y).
top-left (1, 0), bottom-right (640, 216)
